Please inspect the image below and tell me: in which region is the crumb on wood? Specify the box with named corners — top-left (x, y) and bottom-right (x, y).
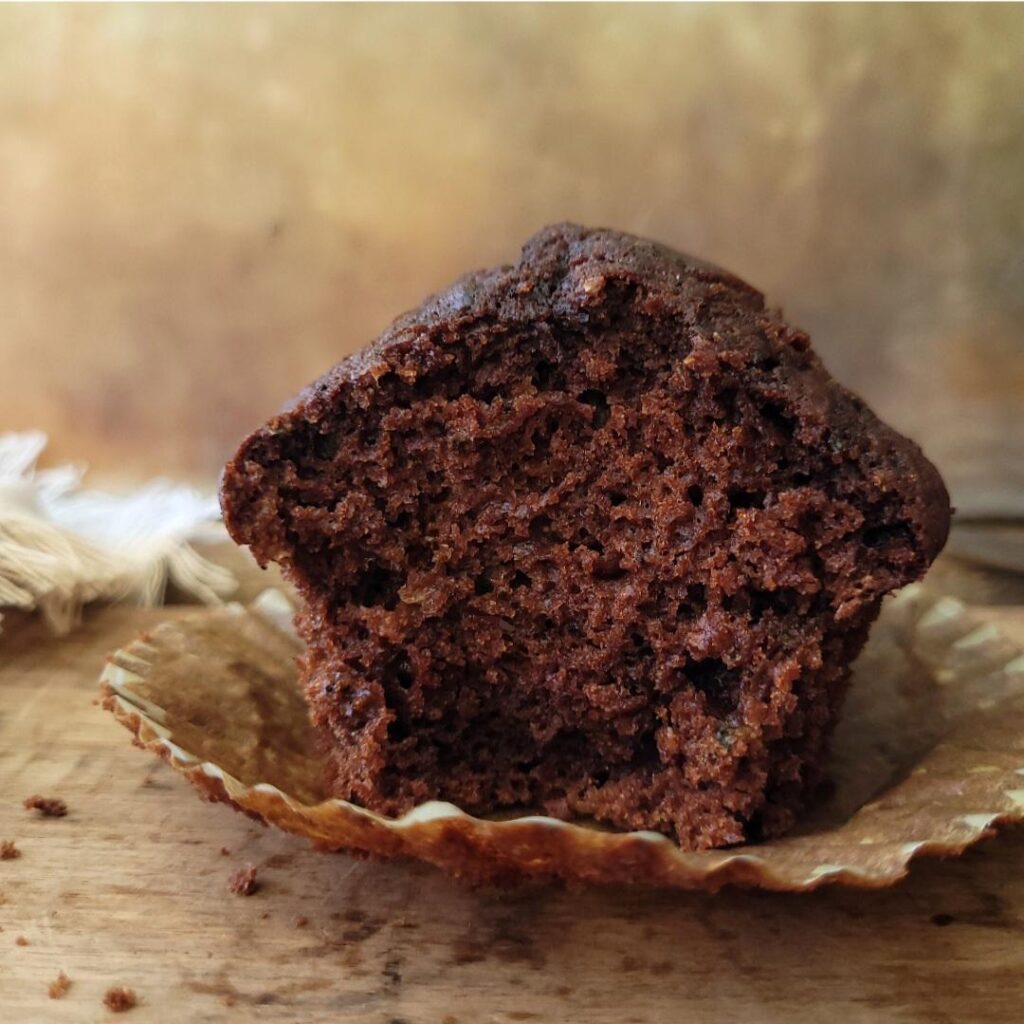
top-left (23, 795), bottom-right (68, 818)
top-left (16, 935), bottom-right (29, 946)
top-left (294, 915), bottom-right (309, 928)
top-left (220, 847), bottom-right (230, 856)
top-left (49, 971), bottom-right (72, 999)
top-left (222, 994), bottom-right (237, 1007)
top-left (103, 986), bottom-right (137, 1012)
top-left (228, 865), bottom-right (259, 896)
top-left (1, 840), bottom-right (19, 860)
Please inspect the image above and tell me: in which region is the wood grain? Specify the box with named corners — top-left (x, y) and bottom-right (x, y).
top-left (2, 605), bottom-right (1024, 1022)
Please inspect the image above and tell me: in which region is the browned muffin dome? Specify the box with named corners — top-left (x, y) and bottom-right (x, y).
top-left (221, 224), bottom-right (950, 850)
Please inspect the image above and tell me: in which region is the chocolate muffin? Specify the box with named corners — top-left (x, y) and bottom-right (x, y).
top-left (221, 224), bottom-right (950, 849)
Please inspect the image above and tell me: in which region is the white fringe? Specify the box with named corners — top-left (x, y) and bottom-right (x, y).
top-left (0, 432), bottom-right (237, 635)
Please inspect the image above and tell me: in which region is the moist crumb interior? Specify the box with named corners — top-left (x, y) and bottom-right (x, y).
top-left (221, 225), bottom-right (948, 849)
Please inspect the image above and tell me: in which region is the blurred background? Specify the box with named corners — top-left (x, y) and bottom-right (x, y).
top-left (1, 3), bottom-right (1021, 517)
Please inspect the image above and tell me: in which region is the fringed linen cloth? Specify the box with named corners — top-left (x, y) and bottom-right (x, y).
top-left (0, 432), bottom-right (236, 634)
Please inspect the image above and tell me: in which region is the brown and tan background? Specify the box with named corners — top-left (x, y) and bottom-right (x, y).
top-left (1, 4), bottom-right (1021, 513)
top-left (4, 8), bottom-right (1024, 1022)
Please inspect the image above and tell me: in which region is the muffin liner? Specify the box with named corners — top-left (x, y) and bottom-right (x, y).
top-left (99, 586), bottom-right (1024, 890)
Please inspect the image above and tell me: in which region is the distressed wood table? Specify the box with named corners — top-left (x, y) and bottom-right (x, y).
top-left (1, 562), bottom-right (1023, 1023)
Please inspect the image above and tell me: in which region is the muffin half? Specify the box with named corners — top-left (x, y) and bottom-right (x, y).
top-left (221, 224), bottom-right (950, 849)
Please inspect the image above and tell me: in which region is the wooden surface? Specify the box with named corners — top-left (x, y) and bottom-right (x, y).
top-left (2, 598), bottom-right (1024, 1022)
top-left (1, 4), bottom-right (1022, 512)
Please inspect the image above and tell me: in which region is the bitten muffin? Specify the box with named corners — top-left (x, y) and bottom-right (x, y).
top-left (221, 224), bottom-right (950, 849)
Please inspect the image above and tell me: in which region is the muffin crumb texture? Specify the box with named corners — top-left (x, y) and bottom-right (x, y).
top-left (48, 971), bottom-right (72, 1000)
top-left (228, 865), bottom-right (260, 896)
top-left (23, 795), bottom-right (67, 818)
top-left (221, 224), bottom-right (950, 849)
top-left (103, 986), bottom-right (137, 1013)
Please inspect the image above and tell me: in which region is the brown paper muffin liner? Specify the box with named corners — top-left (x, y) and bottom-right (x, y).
top-left (99, 586), bottom-right (1024, 890)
